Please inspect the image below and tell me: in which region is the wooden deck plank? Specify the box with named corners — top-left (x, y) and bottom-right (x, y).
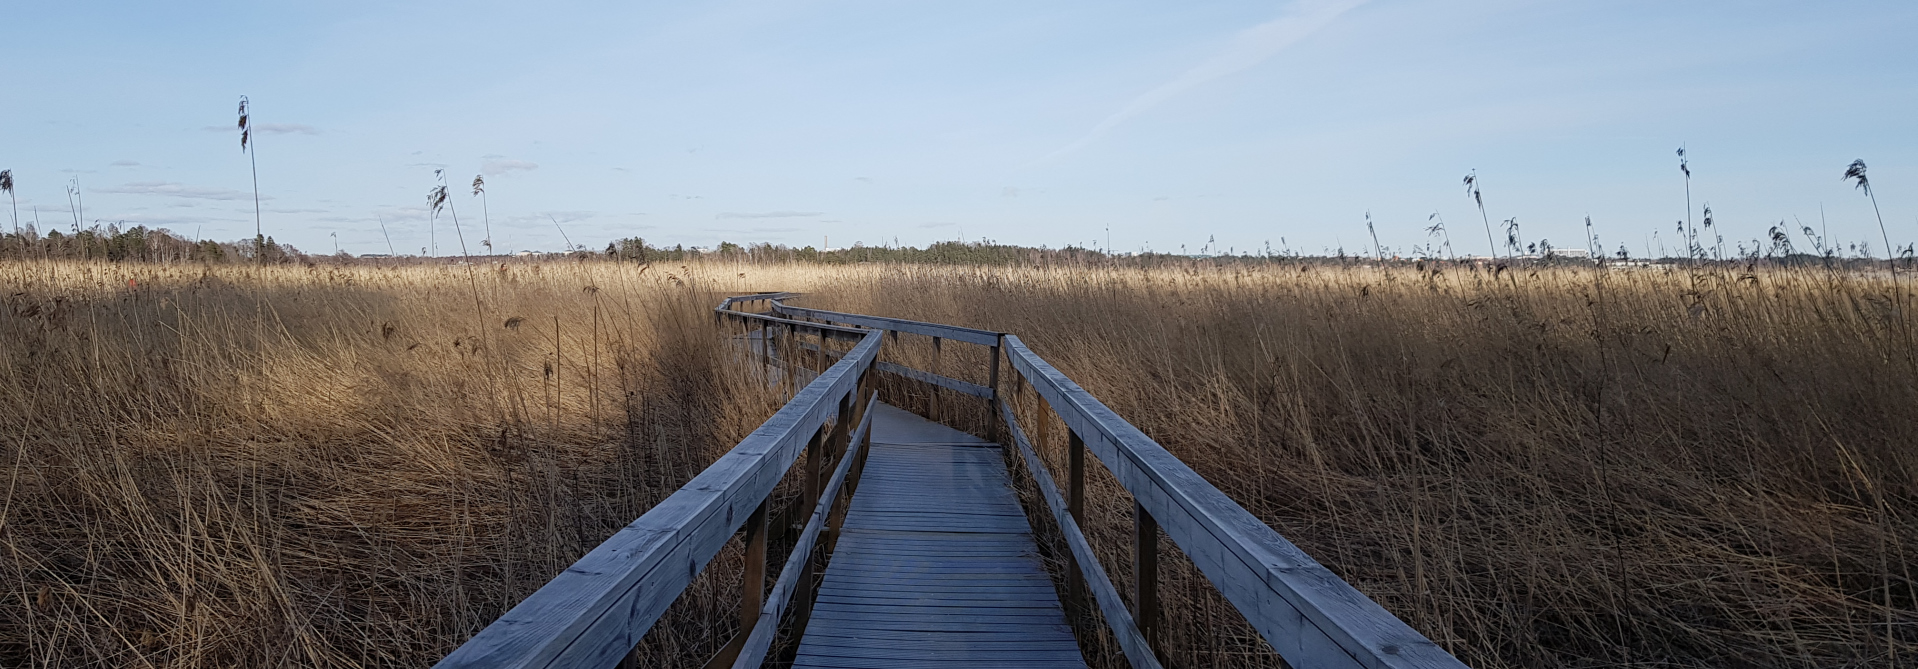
top-left (796, 628), bottom-right (1076, 643)
top-left (794, 659), bottom-right (1087, 669)
top-left (792, 403), bottom-right (1088, 669)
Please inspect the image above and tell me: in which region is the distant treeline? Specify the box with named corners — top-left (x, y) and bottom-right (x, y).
top-left (0, 225), bottom-right (311, 264)
top-left (0, 227), bottom-right (1882, 269)
top-left (605, 237), bottom-right (1148, 266)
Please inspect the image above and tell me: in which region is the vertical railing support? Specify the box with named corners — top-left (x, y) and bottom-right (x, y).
top-left (781, 324), bottom-right (795, 394)
top-left (814, 326), bottom-right (827, 373)
top-left (986, 337), bottom-right (1002, 442)
top-left (1134, 499), bottom-right (1161, 656)
top-left (700, 498), bottom-right (768, 669)
top-left (828, 382), bottom-right (874, 555)
top-left (757, 319), bottom-right (769, 375)
top-left (822, 391), bottom-right (854, 546)
top-left (1066, 428), bottom-right (1086, 614)
top-left (929, 336), bottom-right (943, 423)
top-left (792, 425), bottom-right (828, 633)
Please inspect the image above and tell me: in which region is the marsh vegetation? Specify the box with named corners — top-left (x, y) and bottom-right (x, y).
top-left (0, 258), bottom-right (1912, 667)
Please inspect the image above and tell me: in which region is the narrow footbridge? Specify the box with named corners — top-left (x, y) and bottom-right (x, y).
top-left (438, 294), bottom-right (1469, 669)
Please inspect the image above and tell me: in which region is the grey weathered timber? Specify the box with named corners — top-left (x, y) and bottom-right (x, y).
top-left (876, 361), bottom-right (992, 399)
top-left (443, 294), bottom-right (1467, 669)
top-left (1003, 335), bottom-right (1467, 669)
top-left (433, 330), bottom-right (881, 669)
top-left (792, 342), bottom-right (991, 399)
top-left (704, 498), bottom-right (768, 669)
top-left (999, 401), bottom-right (1162, 669)
top-left (1133, 500), bottom-right (1160, 656)
top-left (722, 307), bottom-right (870, 340)
top-left (731, 397), bottom-right (879, 669)
top-left (770, 303), bottom-right (1002, 347)
top-left (929, 336), bottom-right (943, 422)
top-left (985, 337), bottom-right (1002, 442)
top-left (790, 403), bottom-right (1088, 669)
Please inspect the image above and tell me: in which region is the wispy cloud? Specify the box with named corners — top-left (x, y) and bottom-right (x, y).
top-left (716, 211), bottom-right (823, 219)
top-left (373, 206), bottom-right (430, 222)
top-left (918, 221), bottom-right (957, 229)
top-left (480, 156), bottom-right (538, 175)
top-left (258, 123), bottom-right (319, 135)
top-left (1035, 0), bottom-right (1367, 164)
top-left (110, 160), bottom-right (140, 167)
top-left (96, 181), bottom-right (268, 201)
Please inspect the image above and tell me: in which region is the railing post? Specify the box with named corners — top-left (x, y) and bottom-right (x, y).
top-left (847, 386), bottom-right (875, 502)
top-left (757, 319), bottom-right (768, 374)
top-left (1066, 428), bottom-right (1086, 614)
top-left (814, 326), bottom-right (827, 373)
top-left (1134, 499), bottom-right (1161, 657)
top-left (987, 337), bottom-right (1002, 442)
top-left (929, 336), bottom-right (942, 423)
top-left (700, 497), bottom-right (768, 669)
top-left (822, 391), bottom-right (854, 547)
top-left (828, 382), bottom-right (872, 554)
top-left (792, 425), bottom-right (827, 633)
top-left (1036, 394), bottom-right (1051, 457)
top-left (781, 324), bottom-right (795, 394)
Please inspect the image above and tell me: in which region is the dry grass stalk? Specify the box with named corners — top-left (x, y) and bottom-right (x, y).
top-left (2, 258), bottom-right (1915, 668)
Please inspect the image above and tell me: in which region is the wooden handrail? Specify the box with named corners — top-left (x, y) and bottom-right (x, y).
top-left (440, 294), bottom-right (1466, 669)
top-left (793, 340), bottom-right (992, 399)
top-left (434, 322), bottom-right (881, 669)
top-left (766, 297), bottom-right (1004, 440)
top-left (1003, 334), bottom-right (1467, 669)
top-left (999, 400), bottom-right (1163, 669)
top-left (768, 302), bottom-right (1003, 346)
top-left (730, 394), bottom-right (878, 669)
top-left (715, 292), bottom-right (799, 311)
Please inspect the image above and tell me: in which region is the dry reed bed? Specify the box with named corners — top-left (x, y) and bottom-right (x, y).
top-left (775, 261), bottom-right (1918, 668)
top-left (0, 260), bottom-right (787, 667)
top-left (3, 259), bottom-right (1914, 668)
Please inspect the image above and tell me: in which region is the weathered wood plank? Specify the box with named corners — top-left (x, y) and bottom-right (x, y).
top-left (795, 646), bottom-right (1086, 661)
top-left (434, 332), bottom-right (882, 669)
top-left (795, 627), bottom-right (1075, 642)
top-left (717, 306), bottom-right (867, 338)
top-left (728, 396), bottom-right (879, 669)
top-left (770, 302), bottom-right (1003, 346)
top-left (876, 361), bottom-right (993, 398)
top-left (794, 658), bottom-right (1088, 669)
top-left (791, 405), bottom-right (1087, 669)
top-left (1000, 401), bottom-right (1163, 669)
top-left (1004, 335), bottom-right (1466, 669)
top-left (786, 342), bottom-right (992, 400)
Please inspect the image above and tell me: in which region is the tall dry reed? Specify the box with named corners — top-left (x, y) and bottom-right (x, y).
top-left (4, 258), bottom-right (1914, 668)
top-left (774, 260), bottom-right (1918, 668)
top-left (0, 259), bottom-right (788, 667)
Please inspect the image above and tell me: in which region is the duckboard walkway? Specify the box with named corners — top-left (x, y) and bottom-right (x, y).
top-left (792, 403), bottom-right (1088, 669)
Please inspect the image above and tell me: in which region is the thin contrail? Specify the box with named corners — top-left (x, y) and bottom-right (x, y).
top-left (1028, 0), bottom-right (1369, 167)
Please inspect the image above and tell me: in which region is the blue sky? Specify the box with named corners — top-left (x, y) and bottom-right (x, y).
top-left (3, 0), bottom-right (1914, 257)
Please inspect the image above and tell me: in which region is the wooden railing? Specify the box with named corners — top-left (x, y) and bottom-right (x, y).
top-left (435, 294), bottom-right (880, 669)
top-left (772, 298), bottom-right (1469, 669)
top-left (437, 292), bottom-right (1469, 669)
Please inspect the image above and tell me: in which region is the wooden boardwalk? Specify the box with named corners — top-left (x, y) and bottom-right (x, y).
top-left (793, 403), bottom-right (1088, 669)
top-left (436, 294), bottom-right (1468, 669)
